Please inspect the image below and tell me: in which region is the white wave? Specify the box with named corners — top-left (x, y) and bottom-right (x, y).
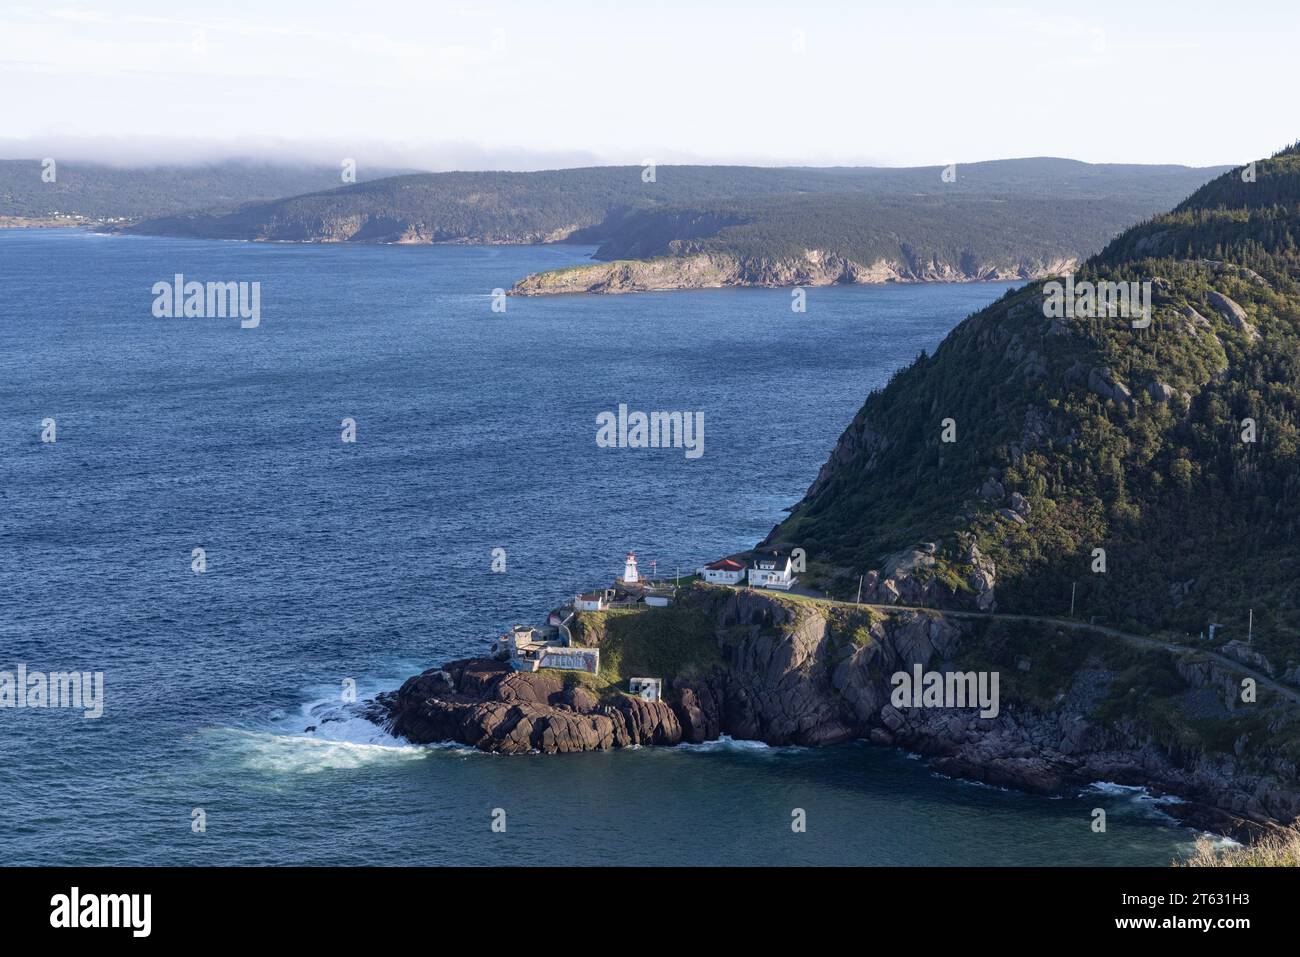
top-left (1084, 781), bottom-right (1146, 796)
top-left (672, 734), bottom-right (801, 755)
top-left (929, 770), bottom-right (1010, 792)
top-left (1083, 781), bottom-right (1186, 804)
top-left (210, 726), bottom-right (428, 774)
top-left (1198, 831), bottom-right (1241, 849)
top-left (205, 665), bottom-right (457, 772)
top-left (1082, 781), bottom-right (1187, 823)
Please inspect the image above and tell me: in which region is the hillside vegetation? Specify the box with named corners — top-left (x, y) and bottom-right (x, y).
top-left (0, 159), bottom-right (410, 220)
top-left (118, 161), bottom-right (1227, 285)
top-left (567, 604), bottom-right (720, 700)
top-left (1181, 826), bottom-right (1300, 866)
top-left (769, 143), bottom-right (1300, 671)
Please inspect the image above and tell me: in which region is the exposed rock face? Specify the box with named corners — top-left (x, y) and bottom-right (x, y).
top-left (1146, 380), bottom-right (1177, 402)
top-left (1206, 290), bottom-right (1261, 341)
top-left (802, 413), bottom-right (891, 502)
top-left (1220, 640), bottom-right (1275, 677)
top-left (370, 588), bottom-right (1298, 835)
top-left (510, 252), bottom-right (1077, 296)
top-left (964, 543), bottom-right (998, 611)
top-left (683, 590), bottom-right (1300, 833)
top-left (1087, 366), bottom-right (1133, 406)
top-left (1179, 304), bottom-right (1214, 338)
top-left (978, 477), bottom-right (1005, 501)
top-left (844, 540), bottom-right (996, 612)
top-left (373, 659), bottom-right (681, 753)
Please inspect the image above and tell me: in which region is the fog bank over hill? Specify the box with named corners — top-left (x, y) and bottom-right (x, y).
top-left (0, 135), bottom-right (616, 173)
top-left (0, 133), bottom-right (1241, 176)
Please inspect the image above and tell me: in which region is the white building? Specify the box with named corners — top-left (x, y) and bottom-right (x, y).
top-left (575, 591), bottom-right (607, 612)
top-left (748, 550), bottom-right (796, 590)
top-left (629, 677), bottom-right (662, 702)
top-left (619, 551), bottom-right (639, 585)
top-left (496, 624), bottom-right (537, 657)
top-left (643, 587), bottom-right (673, 607)
top-left (702, 558), bottom-right (746, 585)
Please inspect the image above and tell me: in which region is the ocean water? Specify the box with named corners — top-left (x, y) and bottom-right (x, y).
top-left (0, 229), bottom-right (1204, 865)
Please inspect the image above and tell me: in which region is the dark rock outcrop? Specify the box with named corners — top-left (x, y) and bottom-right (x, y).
top-left (373, 659), bottom-right (681, 754)
top-left (369, 587), bottom-right (1299, 837)
top-left (1206, 290), bottom-right (1261, 341)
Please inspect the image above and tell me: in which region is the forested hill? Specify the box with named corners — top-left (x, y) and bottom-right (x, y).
top-left (767, 141), bottom-right (1300, 667)
top-left (117, 159), bottom-right (1226, 262)
top-left (0, 159), bottom-right (411, 221)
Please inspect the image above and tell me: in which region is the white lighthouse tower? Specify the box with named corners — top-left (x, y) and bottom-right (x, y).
top-left (621, 552), bottom-right (639, 585)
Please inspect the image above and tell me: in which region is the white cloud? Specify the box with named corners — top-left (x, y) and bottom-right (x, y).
top-left (1, 0), bottom-right (1295, 168)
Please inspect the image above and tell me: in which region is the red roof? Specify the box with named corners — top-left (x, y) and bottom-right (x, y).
top-left (705, 559), bottom-right (745, 571)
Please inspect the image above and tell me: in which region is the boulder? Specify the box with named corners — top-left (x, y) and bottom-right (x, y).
top-left (964, 542), bottom-right (997, 611)
top-left (1206, 290), bottom-right (1261, 341)
top-left (1178, 305), bottom-right (1216, 342)
top-left (997, 508), bottom-right (1027, 525)
top-left (1146, 381), bottom-right (1176, 402)
top-left (978, 477), bottom-right (1005, 501)
top-left (1087, 366), bottom-right (1132, 406)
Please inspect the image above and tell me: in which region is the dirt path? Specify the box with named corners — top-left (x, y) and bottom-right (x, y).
top-left (755, 584), bottom-right (1300, 706)
top-left (866, 603), bottom-right (1300, 707)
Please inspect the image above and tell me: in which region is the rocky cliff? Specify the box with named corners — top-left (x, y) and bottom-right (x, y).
top-left (510, 251), bottom-right (1077, 295)
top-left (369, 585), bottom-right (1300, 837)
top-left (373, 658), bottom-right (682, 753)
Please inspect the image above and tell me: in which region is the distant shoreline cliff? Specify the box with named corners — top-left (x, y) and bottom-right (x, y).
top-left (103, 160), bottom-right (1227, 299)
top-left (509, 251), bottom-right (1077, 295)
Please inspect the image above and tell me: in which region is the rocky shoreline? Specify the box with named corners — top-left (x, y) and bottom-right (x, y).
top-left (366, 584), bottom-right (1299, 841)
top-left (370, 658), bottom-right (683, 753)
top-left (509, 251), bottom-right (1076, 296)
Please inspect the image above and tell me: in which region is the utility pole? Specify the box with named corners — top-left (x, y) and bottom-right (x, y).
top-left (1069, 582), bottom-right (1077, 618)
top-left (856, 574), bottom-right (864, 605)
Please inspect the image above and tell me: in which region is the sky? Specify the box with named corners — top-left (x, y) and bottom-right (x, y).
top-left (1, 0), bottom-right (1296, 170)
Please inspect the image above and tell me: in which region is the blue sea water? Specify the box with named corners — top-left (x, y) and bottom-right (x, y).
top-left (0, 229), bottom-right (1204, 865)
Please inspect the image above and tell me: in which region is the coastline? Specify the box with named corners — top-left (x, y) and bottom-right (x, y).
top-left (365, 580), bottom-right (1298, 843)
top-left (509, 251), bottom-right (1076, 296)
top-left (363, 655), bottom-right (1247, 841)
top-left (70, 225), bottom-right (1075, 296)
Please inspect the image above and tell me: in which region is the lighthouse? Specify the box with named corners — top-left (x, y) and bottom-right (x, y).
top-left (621, 552), bottom-right (639, 585)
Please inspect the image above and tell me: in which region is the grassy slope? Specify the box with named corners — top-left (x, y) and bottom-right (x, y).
top-left (566, 604), bottom-right (720, 700)
top-left (1181, 825), bottom-right (1300, 865)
